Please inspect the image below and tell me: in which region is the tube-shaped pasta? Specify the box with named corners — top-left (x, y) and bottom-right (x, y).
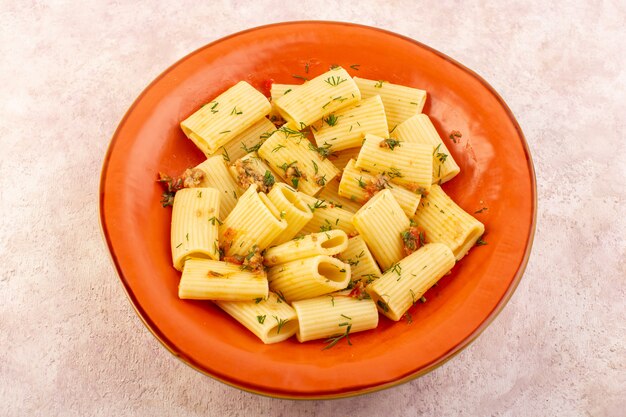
top-left (328, 147), bottom-right (360, 171)
top-left (267, 255), bottom-right (351, 302)
top-left (316, 178), bottom-right (362, 213)
top-left (215, 291), bottom-right (298, 344)
top-left (390, 114), bottom-right (460, 184)
top-left (178, 258), bottom-right (268, 301)
top-left (354, 77), bottom-right (427, 129)
top-left (257, 127), bottom-right (340, 196)
top-left (266, 183), bottom-right (313, 244)
top-left (366, 243), bottom-right (455, 321)
top-left (355, 134), bottom-right (433, 192)
top-left (264, 230), bottom-right (349, 267)
top-left (217, 117), bottom-right (277, 163)
top-left (292, 291), bottom-right (378, 343)
top-left (297, 192), bottom-right (357, 236)
top-left (311, 95), bottom-right (388, 152)
top-left (228, 153), bottom-right (279, 194)
top-left (337, 235), bottom-right (381, 284)
top-left (339, 159), bottom-right (421, 217)
top-left (269, 83), bottom-right (298, 123)
top-left (351, 189), bottom-right (410, 271)
top-left (219, 185), bottom-right (287, 257)
top-left (171, 188), bottom-right (221, 271)
top-left (194, 156), bottom-right (240, 218)
top-left (180, 81), bottom-right (271, 155)
top-left (412, 184), bottom-right (485, 261)
top-left (274, 67), bottom-right (361, 130)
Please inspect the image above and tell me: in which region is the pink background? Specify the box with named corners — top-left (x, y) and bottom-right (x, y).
top-left (1, 1), bottom-right (624, 416)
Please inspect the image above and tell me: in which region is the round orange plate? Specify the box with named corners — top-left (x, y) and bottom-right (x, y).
top-left (99, 21), bottom-right (536, 399)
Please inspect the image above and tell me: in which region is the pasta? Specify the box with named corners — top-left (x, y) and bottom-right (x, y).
top-left (257, 127), bottom-right (340, 196)
top-left (353, 77), bottom-right (427, 129)
top-left (216, 291), bottom-right (299, 344)
top-left (178, 258), bottom-right (268, 301)
top-left (351, 189), bottom-right (410, 271)
top-left (337, 235), bottom-right (381, 284)
top-left (297, 192), bottom-right (357, 236)
top-left (339, 159), bottom-right (421, 217)
top-left (366, 243), bottom-right (455, 321)
top-left (267, 255), bottom-right (351, 302)
top-left (193, 156), bottom-right (240, 218)
top-left (274, 67), bottom-right (361, 130)
top-left (266, 183), bottom-right (313, 244)
top-left (292, 290), bottom-right (378, 343)
top-left (180, 81), bottom-right (271, 155)
top-left (355, 133), bottom-right (433, 192)
top-left (217, 117), bottom-right (277, 163)
top-left (390, 114), bottom-right (460, 184)
top-left (264, 230), bottom-right (349, 267)
top-left (159, 69), bottom-right (488, 348)
top-left (219, 184), bottom-right (287, 257)
top-left (171, 187), bottom-right (220, 271)
top-left (412, 184), bottom-right (485, 261)
top-left (311, 95), bottom-right (388, 152)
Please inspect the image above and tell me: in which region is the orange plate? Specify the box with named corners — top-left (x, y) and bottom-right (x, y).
top-left (99, 21), bottom-right (536, 399)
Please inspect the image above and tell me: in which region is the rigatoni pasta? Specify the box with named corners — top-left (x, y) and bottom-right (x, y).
top-left (257, 127), bottom-right (340, 196)
top-left (311, 95), bottom-right (388, 152)
top-left (171, 187), bottom-right (220, 271)
top-left (355, 134), bottom-right (433, 192)
top-left (390, 114), bottom-right (460, 184)
top-left (159, 69), bottom-right (488, 348)
top-left (412, 184), bottom-right (485, 261)
top-left (264, 230), bottom-right (349, 266)
top-left (366, 243), bottom-right (455, 321)
top-left (274, 67), bottom-right (361, 130)
top-left (267, 255), bottom-right (351, 302)
top-left (354, 77), bottom-right (427, 129)
top-left (351, 189), bottom-right (410, 271)
top-left (292, 291), bottom-right (378, 343)
top-left (180, 81), bottom-right (271, 155)
top-left (216, 291), bottom-right (298, 344)
top-left (178, 258), bottom-right (268, 301)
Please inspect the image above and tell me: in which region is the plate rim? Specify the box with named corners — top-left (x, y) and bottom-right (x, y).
top-left (98, 20), bottom-right (537, 399)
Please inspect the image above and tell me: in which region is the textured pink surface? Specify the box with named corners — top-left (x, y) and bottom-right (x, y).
top-left (0, 1), bottom-right (624, 416)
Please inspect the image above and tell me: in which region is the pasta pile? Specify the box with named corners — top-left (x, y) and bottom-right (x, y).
top-left (162, 66), bottom-right (485, 347)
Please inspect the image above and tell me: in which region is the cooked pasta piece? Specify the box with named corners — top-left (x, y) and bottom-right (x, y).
top-left (354, 77), bottom-right (427, 129)
top-left (311, 95), bottom-right (388, 152)
top-left (297, 192), bottom-right (357, 236)
top-left (194, 157), bottom-right (240, 218)
top-left (316, 178), bottom-right (362, 213)
top-left (351, 189), bottom-right (410, 271)
top-left (390, 114), bottom-right (460, 184)
top-left (412, 184), bottom-right (485, 261)
top-left (171, 188), bottom-right (220, 271)
top-left (219, 184), bottom-right (287, 257)
top-left (257, 127), bottom-right (340, 196)
top-left (217, 117), bottom-right (277, 162)
top-left (264, 230), bottom-right (349, 267)
top-left (328, 147), bottom-right (360, 171)
top-left (337, 235), bottom-right (381, 284)
top-left (228, 153), bottom-right (278, 194)
top-left (292, 290), bottom-right (378, 343)
top-left (339, 159), bottom-right (421, 216)
top-left (216, 291), bottom-right (298, 344)
top-left (274, 67), bottom-right (361, 130)
top-left (269, 83), bottom-right (298, 123)
top-left (355, 134), bottom-right (433, 193)
top-left (267, 255), bottom-right (351, 302)
top-left (180, 81), bottom-right (271, 155)
top-left (266, 183), bottom-right (313, 244)
top-left (366, 243), bottom-right (455, 321)
top-left (178, 258), bottom-right (268, 300)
